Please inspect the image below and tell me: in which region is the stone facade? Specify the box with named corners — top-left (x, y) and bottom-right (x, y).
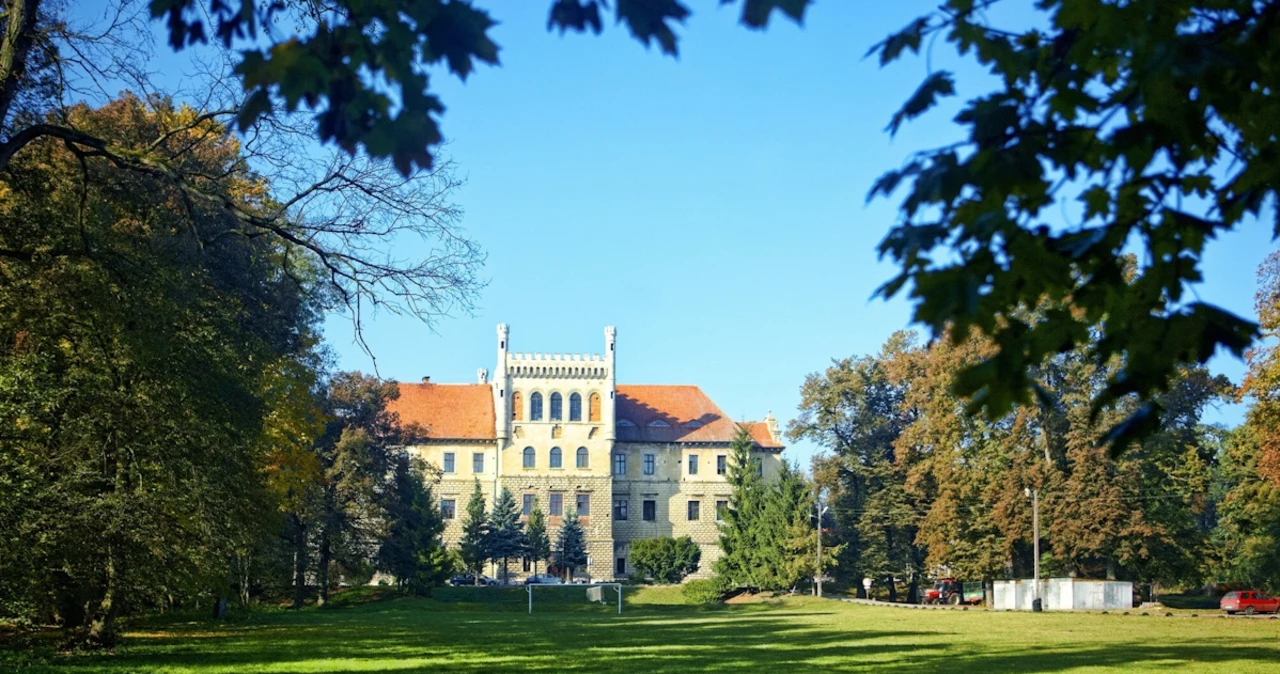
top-left (394, 324), bottom-right (784, 582)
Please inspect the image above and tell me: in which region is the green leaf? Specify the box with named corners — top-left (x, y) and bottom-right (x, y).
top-left (887, 72), bottom-right (955, 136)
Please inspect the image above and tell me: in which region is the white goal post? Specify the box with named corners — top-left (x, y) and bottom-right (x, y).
top-left (526, 583), bottom-right (623, 615)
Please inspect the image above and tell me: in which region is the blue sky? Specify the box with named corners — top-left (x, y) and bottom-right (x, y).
top-left (70, 0), bottom-right (1273, 469)
top-left (313, 1), bottom-right (1274, 469)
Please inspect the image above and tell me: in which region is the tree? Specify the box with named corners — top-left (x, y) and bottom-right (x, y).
top-left (867, 0), bottom-right (1277, 449)
top-left (757, 461), bottom-right (819, 593)
top-left (714, 427), bottom-right (768, 589)
top-left (1242, 251), bottom-right (1280, 486)
top-left (524, 507), bottom-right (552, 577)
top-left (485, 488), bottom-right (525, 584)
top-left (458, 480), bottom-right (489, 585)
top-left (378, 453), bottom-right (451, 595)
top-left (554, 509), bottom-right (588, 582)
top-left (0, 95), bottom-right (321, 641)
top-left (629, 537), bottom-right (701, 584)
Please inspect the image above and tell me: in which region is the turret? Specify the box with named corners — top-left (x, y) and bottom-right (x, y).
top-left (494, 324), bottom-right (510, 441)
top-left (604, 326), bottom-right (617, 441)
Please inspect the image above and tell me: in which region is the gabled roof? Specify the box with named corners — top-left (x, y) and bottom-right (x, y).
top-left (389, 383), bottom-right (495, 440)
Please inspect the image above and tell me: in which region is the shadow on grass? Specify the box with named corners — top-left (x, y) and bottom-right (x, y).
top-left (5, 597), bottom-right (1279, 673)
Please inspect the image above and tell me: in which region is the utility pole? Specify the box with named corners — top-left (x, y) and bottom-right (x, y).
top-left (1025, 487), bottom-right (1040, 609)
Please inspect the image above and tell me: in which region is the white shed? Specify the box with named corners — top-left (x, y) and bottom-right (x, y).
top-left (992, 578), bottom-right (1132, 611)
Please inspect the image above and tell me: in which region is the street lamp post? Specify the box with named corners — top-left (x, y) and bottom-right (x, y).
top-left (815, 496), bottom-right (829, 598)
top-left (1025, 487), bottom-right (1040, 610)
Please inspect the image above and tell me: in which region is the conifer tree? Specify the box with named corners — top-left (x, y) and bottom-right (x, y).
top-left (525, 507), bottom-right (552, 576)
top-left (378, 454), bottom-right (450, 595)
top-left (486, 488), bottom-right (525, 584)
top-left (715, 427), bottom-right (767, 589)
top-left (555, 509), bottom-right (588, 582)
top-left (458, 480), bottom-right (489, 585)
top-left (759, 461), bottom-right (820, 593)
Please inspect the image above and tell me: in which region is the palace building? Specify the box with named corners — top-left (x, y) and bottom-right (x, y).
top-left (387, 324), bottom-right (785, 581)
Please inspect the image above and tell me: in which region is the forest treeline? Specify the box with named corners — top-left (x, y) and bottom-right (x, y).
top-left (790, 256), bottom-right (1280, 601)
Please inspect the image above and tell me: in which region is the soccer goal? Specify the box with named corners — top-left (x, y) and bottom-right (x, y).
top-left (526, 583), bottom-right (623, 615)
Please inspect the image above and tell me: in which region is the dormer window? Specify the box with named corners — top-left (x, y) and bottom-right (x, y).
top-left (681, 420), bottom-right (703, 428)
top-left (647, 420), bottom-right (671, 428)
top-left (618, 419), bottom-right (636, 428)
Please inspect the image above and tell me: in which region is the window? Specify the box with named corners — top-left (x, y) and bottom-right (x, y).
top-left (716, 500), bottom-right (728, 521)
top-left (613, 499), bottom-right (628, 520)
top-left (642, 499), bottom-right (656, 521)
top-left (648, 419), bottom-right (670, 427)
top-left (569, 393), bottom-right (582, 421)
top-left (576, 493), bottom-right (590, 516)
top-left (530, 392), bottom-right (543, 421)
top-left (523, 494), bottom-right (535, 516)
top-left (616, 557), bottom-right (626, 576)
top-left (682, 420), bottom-right (703, 428)
top-left (550, 493), bottom-right (563, 516)
top-left (443, 452), bottom-right (455, 473)
top-left (550, 446), bottom-right (562, 468)
top-left (643, 454), bottom-right (655, 475)
top-left (687, 500), bottom-right (700, 521)
top-left (441, 499), bottom-right (456, 520)
top-left (589, 392), bottom-right (601, 422)
top-left (716, 455), bottom-right (726, 475)
top-left (550, 392), bottom-right (563, 421)
top-left (523, 446), bottom-right (535, 469)
top-left (576, 447), bottom-right (589, 468)
top-left (754, 457), bottom-right (763, 478)
top-left (688, 454), bottom-right (698, 475)
top-left (523, 558), bottom-right (531, 572)
top-left (473, 452), bottom-right (484, 473)
top-left (617, 419), bottom-right (636, 427)
top-left (512, 391), bottom-right (523, 421)
top-left (613, 453), bottom-right (627, 475)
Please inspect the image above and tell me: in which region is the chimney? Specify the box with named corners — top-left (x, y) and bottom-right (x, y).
top-left (765, 410), bottom-right (780, 443)
top-left (421, 376), bottom-right (431, 384)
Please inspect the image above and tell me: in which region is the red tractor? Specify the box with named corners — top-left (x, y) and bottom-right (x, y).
top-left (923, 578), bottom-right (984, 605)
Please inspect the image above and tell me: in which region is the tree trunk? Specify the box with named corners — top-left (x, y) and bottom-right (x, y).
top-left (907, 572), bottom-right (919, 604)
top-left (87, 548), bottom-right (119, 646)
top-left (317, 526), bottom-right (331, 607)
top-left (291, 514), bottom-right (308, 609)
top-left (886, 576), bottom-right (898, 603)
top-left (1106, 558), bottom-right (1116, 581)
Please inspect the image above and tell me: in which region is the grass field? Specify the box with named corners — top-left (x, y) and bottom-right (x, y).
top-left (4, 586), bottom-right (1280, 673)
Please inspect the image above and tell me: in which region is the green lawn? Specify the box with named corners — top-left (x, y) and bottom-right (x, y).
top-left (5, 587), bottom-right (1280, 673)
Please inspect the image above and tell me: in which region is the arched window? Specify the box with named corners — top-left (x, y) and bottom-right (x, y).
top-left (530, 392), bottom-right (543, 421)
top-left (511, 391), bottom-right (523, 421)
top-left (523, 446), bottom-right (536, 469)
top-left (576, 447), bottom-right (589, 468)
top-left (569, 393), bottom-right (582, 421)
top-left (589, 392), bottom-right (601, 422)
top-left (550, 392), bottom-right (563, 421)
top-left (550, 446), bottom-right (562, 468)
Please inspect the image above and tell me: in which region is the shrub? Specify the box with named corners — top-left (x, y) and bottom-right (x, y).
top-left (682, 578), bottom-right (726, 606)
top-left (630, 536), bottom-right (701, 583)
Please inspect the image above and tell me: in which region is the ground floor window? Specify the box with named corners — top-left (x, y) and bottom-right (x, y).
top-left (642, 499), bottom-right (656, 521)
top-left (613, 499), bottom-right (628, 520)
top-left (715, 500), bottom-right (728, 521)
top-left (550, 492), bottom-right (563, 516)
top-left (687, 500), bottom-right (700, 521)
top-left (616, 557), bottom-right (626, 576)
top-left (523, 557), bottom-right (531, 572)
top-left (441, 499), bottom-right (456, 520)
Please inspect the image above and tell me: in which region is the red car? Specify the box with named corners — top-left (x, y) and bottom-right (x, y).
top-left (1221, 590), bottom-right (1280, 615)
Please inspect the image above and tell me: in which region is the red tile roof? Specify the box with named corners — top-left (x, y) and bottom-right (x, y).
top-left (742, 421), bottom-right (785, 450)
top-left (615, 385), bottom-right (782, 448)
top-left (388, 381), bottom-right (784, 450)
top-left (389, 383), bottom-right (495, 440)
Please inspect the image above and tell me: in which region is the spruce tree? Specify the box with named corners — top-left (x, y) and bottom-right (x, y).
top-left (378, 453), bottom-right (450, 594)
top-left (759, 461), bottom-right (817, 593)
top-left (458, 480), bottom-right (489, 585)
top-left (555, 509), bottom-right (588, 582)
top-left (525, 506), bottom-right (552, 576)
top-left (486, 488), bottom-right (525, 584)
top-left (715, 426), bottom-right (766, 589)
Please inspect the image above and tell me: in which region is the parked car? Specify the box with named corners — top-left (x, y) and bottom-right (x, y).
top-left (1221, 590), bottom-right (1280, 615)
top-left (448, 574), bottom-right (498, 587)
top-left (524, 574), bottom-right (563, 585)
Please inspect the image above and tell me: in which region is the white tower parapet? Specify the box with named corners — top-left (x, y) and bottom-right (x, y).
top-left (494, 324), bottom-right (510, 441)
